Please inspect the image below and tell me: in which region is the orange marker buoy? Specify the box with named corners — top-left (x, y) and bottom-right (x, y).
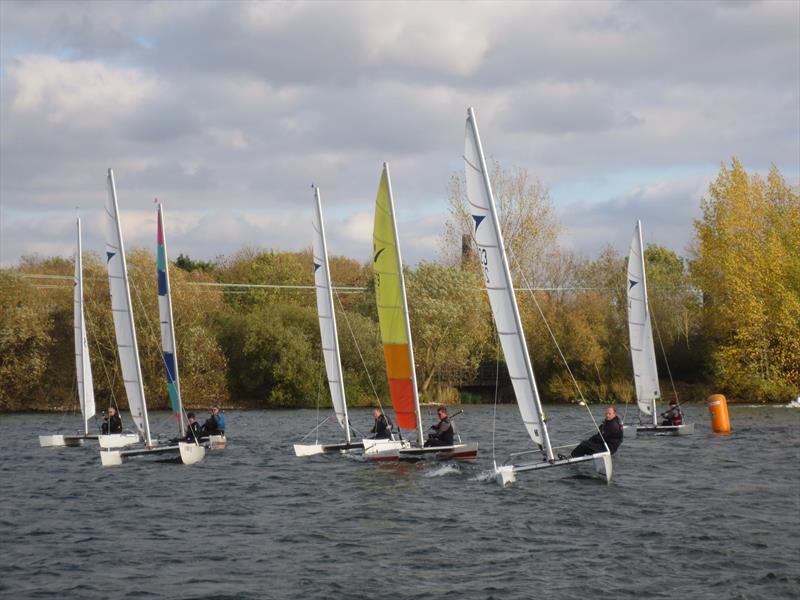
top-left (707, 394), bottom-right (731, 433)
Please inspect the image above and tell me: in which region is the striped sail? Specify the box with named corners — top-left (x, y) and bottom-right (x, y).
top-left (463, 107), bottom-right (552, 458)
top-left (312, 187), bottom-right (351, 443)
top-left (74, 218), bottom-right (96, 434)
top-left (157, 203), bottom-right (184, 436)
top-left (627, 220), bottom-right (660, 423)
top-left (105, 169), bottom-right (151, 443)
top-left (373, 164), bottom-right (423, 441)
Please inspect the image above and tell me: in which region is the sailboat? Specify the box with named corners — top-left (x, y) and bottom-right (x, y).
top-left (463, 107), bottom-right (611, 485)
top-left (294, 186), bottom-right (364, 457)
top-left (627, 220), bottom-right (694, 436)
top-left (361, 163), bottom-right (478, 461)
top-left (99, 171), bottom-right (204, 466)
top-left (39, 218), bottom-right (106, 448)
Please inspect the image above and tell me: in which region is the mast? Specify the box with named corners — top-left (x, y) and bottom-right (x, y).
top-left (157, 203), bottom-right (185, 436)
top-left (105, 169), bottom-right (152, 446)
top-left (312, 186), bottom-right (351, 443)
top-left (464, 107), bottom-right (553, 460)
top-left (383, 164), bottom-right (425, 446)
top-left (75, 217), bottom-right (95, 435)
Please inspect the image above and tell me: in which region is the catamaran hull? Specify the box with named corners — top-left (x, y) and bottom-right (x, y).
top-left (362, 439), bottom-right (479, 462)
top-left (294, 441), bottom-right (365, 457)
top-left (98, 433), bottom-right (140, 449)
top-left (205, 434), bottom-right (226, 449)
top-left (635, 423), bottom-right (695, 436)
top-left (495, 451), bottom-right (613, 486)
top-left (39, 434), bottom-right (99, 447)
top-left (100, 442), bottom-right (206, 467)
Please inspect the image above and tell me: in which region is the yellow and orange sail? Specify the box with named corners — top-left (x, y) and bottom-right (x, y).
top-left (373, 164), bottom-right (420, 433)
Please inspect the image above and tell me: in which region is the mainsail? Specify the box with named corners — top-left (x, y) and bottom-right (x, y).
top-left (105, 169), bottom-right (151, 444)
top-left (312, 187), bottom-right (351, 443)
top-left (156, 203), bottom-right (184, 436)
top-left (74, 218), bottom-right (96, 435)
top-left (373, 164), bottom-right (424, 443)
top-left (463, 107), bottom-right (552, 459)
top-left (627, 220), bottom-right (661, 423)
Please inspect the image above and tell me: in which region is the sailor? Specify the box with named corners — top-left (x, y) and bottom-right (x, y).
top-left (202, 405), bottom-right (225, 436)
top-left (369, 408), bottom-right (392, 439)
top-left (570, 406), bottom-right (623, 457)
top-left (660, 400), bottom-right (683, 426)
top-left (424, 407), bottom-right (454, 447)
top-left (183, 413), bottom-right (203, 442)
top-left (101, 406), bottom-right (123, 435)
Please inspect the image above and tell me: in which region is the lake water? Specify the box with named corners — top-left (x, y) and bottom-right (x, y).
top-left (2, 403), bottom-right (798, 599)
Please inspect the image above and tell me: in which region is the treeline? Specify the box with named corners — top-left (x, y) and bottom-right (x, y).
top-left (1, 159), bottom-right (797, 412)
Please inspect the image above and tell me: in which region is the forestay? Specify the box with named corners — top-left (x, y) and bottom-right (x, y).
top-left (74, 218), bottom-right (96, 434)
top-left (312, 187), bottom-right (351, 443)
top-left (157, 203), bottom-right (185, 436)
top-left (627, 220), bottom-right (661, 422)
top-left (373, 164), bottom-right (424, 442)
top-left (463, 108), bottom-right (552, 458)
top-left (105, 169), bottom-right (151, 443)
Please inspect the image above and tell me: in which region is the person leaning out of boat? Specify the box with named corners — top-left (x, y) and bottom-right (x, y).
top-left (202, 405), bottom-right (225, 436)
top-left (570, 406), bottom-right (623, 458)
top-left (424, 407), bottom-right (454, 447)
top-left (101, 406), bottom-right (123, 435)
top-left (660, 400), bottom-right (683, 426)
top-left (369, 408), bottom-right (392, 439)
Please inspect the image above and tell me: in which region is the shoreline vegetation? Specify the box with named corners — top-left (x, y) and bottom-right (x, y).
top-left (2, 159), bottom-right (798, 413)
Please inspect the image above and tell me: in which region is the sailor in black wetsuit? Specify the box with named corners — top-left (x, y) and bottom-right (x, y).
top-left (369, 409), bottom-right (392, 439)
top-left (101, 407), bottom-right (123, 434)
top-left (424, 407), bottom-right (454, 447)
top-left (571, 406), bottom-right (623, 457)
top-left (660, 400), bottom-right (683, 426)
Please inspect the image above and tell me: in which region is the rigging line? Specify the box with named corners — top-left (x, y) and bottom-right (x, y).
top-left (510, 252), bottom-right (607, 447)
top-left (333, 288), bottom-right (384, 414)
top-left (651, 310), bottom-right (680, 405)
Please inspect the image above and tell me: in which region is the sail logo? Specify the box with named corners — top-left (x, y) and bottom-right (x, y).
top-left (106, 251), bottom-right (116, 263)
top-left (472, 215), bottom-right (485, 231)
top-left (373, 247), bottom-right (385, 263)
top-left (313, 262), bottom-right (321, 272)
top-left (629, 279), bottom-right (638, 289)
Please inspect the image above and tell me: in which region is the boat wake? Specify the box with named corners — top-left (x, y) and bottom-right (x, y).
top-left (470, 469), bottom-right (498, 483)
top-left (786, 397), bottom-right (800, 408)
top-left (424, 464), bottom-right (461, 478)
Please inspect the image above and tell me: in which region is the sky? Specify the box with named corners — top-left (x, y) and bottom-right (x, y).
top-left (1, 0), bottom-right (798, 269)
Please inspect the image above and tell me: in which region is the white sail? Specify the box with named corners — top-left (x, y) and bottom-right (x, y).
top-left (74, 218), bottom-right (96, 435)
top-left (627, 220), bottom-right (661, 423)
top-left (105, 169), bottom-right (151, 444)
top-left (312, 187), bottom-right (351, 443)
top-left (463, 108), bottom-right (552, 458)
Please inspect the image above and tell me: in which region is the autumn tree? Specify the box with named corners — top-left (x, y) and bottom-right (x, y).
top-left (690, 159), bottom-right (800, 401)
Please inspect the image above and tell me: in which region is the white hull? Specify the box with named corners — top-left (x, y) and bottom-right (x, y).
top-left (293, 441), bottom-right (364, 457)
top-left (362, 438), bottom-right (479, 462)
top-left (635, 423), bottom-right (695, 436)
top-left (98, 433), bottom-right (140, 449)
top-left (495, 451), bottom-right (612, 486)
top-left (39, 433), bottom-right (100, 447)
top-left (205, 434), bottom-right (226, 449)
top-left (100, 442), bottom-right (206, 467)
top-left (361, 438), bottom-right (409, 460)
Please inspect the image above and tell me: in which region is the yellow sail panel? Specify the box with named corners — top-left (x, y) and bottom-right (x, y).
top-left (373, 169), bottom-right (408, 345)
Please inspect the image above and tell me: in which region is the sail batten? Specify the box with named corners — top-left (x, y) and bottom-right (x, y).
top-left (156, 204), bottom-right (184, 435)
top-left (464, 108), bottom-right (552, 459)
top-left (373, 164), bottom-right (424, 442)
top-left (627, 220), bottom-right (661, 423)
top-left (74, 218), bottom-right (96, 435)
top-left (105, 169), bottom-right (151, 444)
top-left (313, 187), bottom-right (351, 443)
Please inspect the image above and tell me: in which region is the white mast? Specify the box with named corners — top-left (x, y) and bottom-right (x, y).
top-left (74, 217), bottom-right (96, 435)
top-left (312, 186), bottom-right (351, 443)
top-left (464, 107), bottom-right (554, 461)
top-left (384, 164), bottom-right (425, 445)
top-left (105, 169), bottom-right (152, 446)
